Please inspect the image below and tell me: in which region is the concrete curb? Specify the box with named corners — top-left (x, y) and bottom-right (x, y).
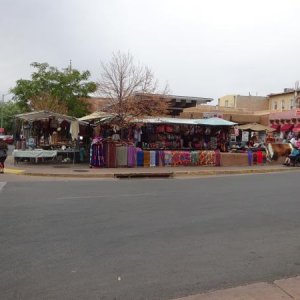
top-left (5, 166), bottom-right (298, 179)
top-left (173, 167), bottom-right (300, 177)
top-left (4, 168), bottom-right (25, 175)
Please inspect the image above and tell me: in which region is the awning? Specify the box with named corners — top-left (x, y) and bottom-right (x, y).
top-left (270, 124), bottom-right (281, 131)
top-left (15, 110), bottom-right (87, 125)
top-left (238, 123), bottom-right (275, 132)
top-left (132, 117), bottom-right (236, 126)
top-left (78, 111), bottom-right (115, 122)
top-left (194, 117), bottom-right (237, 126)
top-left (280, 124), bottom-right (294, 132)
top-left (293, 124), bottom-right (300, 133)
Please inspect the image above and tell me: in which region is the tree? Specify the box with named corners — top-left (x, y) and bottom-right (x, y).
top-left (97, 51), bottom-right (169, 127)
top-left (30, 92), bottom-right (68, 115)
top-left (0, 101), bottom-right (23, 133)
top-left (11, 62), bottom-right (97, 117)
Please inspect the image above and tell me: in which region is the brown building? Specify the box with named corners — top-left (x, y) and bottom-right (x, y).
top-left (82, 97), bottom-right (110, 112)
top-left (84, 93), bottom-right (213, 116)
top-left (218, 95), bottom-right (269, 111)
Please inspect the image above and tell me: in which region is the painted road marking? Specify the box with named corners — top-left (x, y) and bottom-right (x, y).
top-left (0, 182), bottom-right (7, 191)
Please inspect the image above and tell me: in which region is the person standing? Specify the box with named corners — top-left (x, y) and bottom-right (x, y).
top-left (0, 140), bottom-right (8, 174)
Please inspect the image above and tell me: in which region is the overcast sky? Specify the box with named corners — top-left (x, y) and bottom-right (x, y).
top-left (1, 0), bottom-right (300, 103)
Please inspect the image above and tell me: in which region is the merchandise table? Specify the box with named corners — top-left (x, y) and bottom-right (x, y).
top-left (13, 149), bottom-right (58, 164)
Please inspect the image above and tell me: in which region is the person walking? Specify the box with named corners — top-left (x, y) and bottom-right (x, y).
top-left (0, 140), bottom-right (8, 174)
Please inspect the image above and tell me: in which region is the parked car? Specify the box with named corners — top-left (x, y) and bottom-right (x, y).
top-left (0, 134), bottom-right (14, 145)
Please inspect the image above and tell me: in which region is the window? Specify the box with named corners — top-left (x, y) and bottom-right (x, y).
top-left (225, 100), bottom-right (229, 107)
top-left (281, 100), bottom-right (285, 110)
top-left (273, 101), bottom-right (278, 110)
top-left (290, 99), bottom-right (295, 109)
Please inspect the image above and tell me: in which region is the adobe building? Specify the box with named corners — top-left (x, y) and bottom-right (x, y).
top-left (181, 94), bottom-right (270, 126)
top-left (268, 88), bottom-right (300, 132)
top-left (218, 94), bottom-right (269, 110)
top-left (84, 93), bottom-right (213, 116)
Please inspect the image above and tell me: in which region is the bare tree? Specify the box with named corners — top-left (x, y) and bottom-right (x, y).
top-left (30, 92), bottom-right (68, 114)
top-left (97, 51), bottom-right (169, 126)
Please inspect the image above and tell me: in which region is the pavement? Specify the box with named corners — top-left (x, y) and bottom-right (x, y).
top-left (3, 155), bottom-right (300, 178)
top-left (173, 276), bottom-right (300, 299)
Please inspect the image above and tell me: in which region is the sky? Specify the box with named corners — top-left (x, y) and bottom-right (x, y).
top-left (1, 0), bottom-right (300, 104)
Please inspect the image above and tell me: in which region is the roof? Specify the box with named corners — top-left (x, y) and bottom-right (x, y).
top-left (268, 89), bottom-right (299, 97)
top-left (15, 110), bottom-right (87, 124)
top-left (133, 117), bottom-right (236, 126)
top-left (78, 111), bottom-right (115, 122)
top-left (134, 92), bottom-right (213, 103)
top-left (238, 123), bottom-right (275, 132)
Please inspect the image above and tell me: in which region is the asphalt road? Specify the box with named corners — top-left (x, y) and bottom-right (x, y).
top-left (1, 172), bottom-right (300, 300)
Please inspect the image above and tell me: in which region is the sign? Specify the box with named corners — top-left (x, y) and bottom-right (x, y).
top-left (203, 112), bottom-right (223, 119)
top-left (242, 131), bottom-right (249, 142)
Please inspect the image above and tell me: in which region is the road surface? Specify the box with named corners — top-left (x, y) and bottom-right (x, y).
top-left (1, 172), bottom-right (300, 299)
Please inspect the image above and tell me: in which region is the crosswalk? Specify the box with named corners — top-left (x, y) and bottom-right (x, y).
top-left (0, 182), bottom-right (7, 191)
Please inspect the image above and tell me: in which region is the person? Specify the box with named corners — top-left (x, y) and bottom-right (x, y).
top-left (0, 140), bottom-right (8, 174)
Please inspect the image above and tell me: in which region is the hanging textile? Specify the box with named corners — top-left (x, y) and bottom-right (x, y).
top-left (191, 151), bottom-right (199, 165)
top-left (256, 151), bottom-right (263, 164)
top-left (143, 151), bottom-right (150, 167)
top-left (116, 145), bottom-right (128, 167)
top-left (150, 151), bottom-right (156, 167)
top-left (104, 141), bottom-right (117, 168)
top-left (247, 150), bottom-right (253, 166)
top-left (164, 151), bottom-right (173, 166)
top-left (90, 139), bottom-right (105, 167)
top-left (127, 145), bottom-right (137, 167)
top-left (214, 150), bottom-right (221, 167)
top-left (157, 151), bottom-right (165, 166)
top-left (69, 120), bottom-right (79, 140)
top-left (137, 150), bottom-right (144, 167)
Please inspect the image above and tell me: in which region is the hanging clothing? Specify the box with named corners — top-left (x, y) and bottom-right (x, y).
top-left (70, 120), bottom-right (79, 140)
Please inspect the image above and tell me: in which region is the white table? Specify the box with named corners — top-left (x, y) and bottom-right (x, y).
top-left (13, 149), bottom-right (58, 164)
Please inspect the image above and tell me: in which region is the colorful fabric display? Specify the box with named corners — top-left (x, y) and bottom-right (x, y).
top-left (164, 151), bottom-right (173, 166)
top-left (171, 151), bottom-right (181, 166)
top-left (90, 143), bottom-right (105, 167)
top-left (214, 150), bottom-right (221, 166)
top-left (143, 151), bottom-right (150, 167)
top-left (137, 150), bottom-right (144, 167)
top-left (199, 151), bottom-right (216, 166)
top-left (252, 152), bottom-right (257, 165)
top-left (127, 145), bottom-right (137, 167)
top-left (150, 151), bottom-right (156, 167)
top-left (256, 151), bottom-right (263, 164)
top-left (158, 151), bottom-right (165, 166)
top-left (191, 151), bottom-right (199, 165)
top-left (247, 150), bottom-right (253, 166)
top-left (104, 142), bottom-right (116, 168)
top-left (116, 145), bottom-right (128, 167)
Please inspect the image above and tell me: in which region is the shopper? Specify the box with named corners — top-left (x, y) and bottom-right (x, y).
top-left (0, 140), bottom-right (8, 174)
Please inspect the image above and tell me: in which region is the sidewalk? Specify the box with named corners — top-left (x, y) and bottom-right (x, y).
top-left (173, 276), bottom-right (300, 299)
top-left (4, 156), bottom-right (300, 178)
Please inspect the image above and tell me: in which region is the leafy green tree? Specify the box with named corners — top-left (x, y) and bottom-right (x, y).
top-left (11, 62), bottom-right (97, 117)
top-left (0, 101), bottom-right (23, 133)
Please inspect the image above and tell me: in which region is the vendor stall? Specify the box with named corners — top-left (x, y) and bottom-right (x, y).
top-left (13, 110), bottom-right (89, 164)
top-left (86, 117), bottom-right (235, 168)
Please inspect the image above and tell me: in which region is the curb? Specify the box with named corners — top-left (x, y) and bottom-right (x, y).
top-left (173, 167), bottom-right (300, 177)
top-left (6, 166), bottom-right (299, 179)
top-left (4, 168), bottom-right (25, 175)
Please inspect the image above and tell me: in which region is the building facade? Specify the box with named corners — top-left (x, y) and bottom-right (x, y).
top-left (268, 88), bottom-right (300, 111)
top-left (218, 95), bottom-right (269, 111)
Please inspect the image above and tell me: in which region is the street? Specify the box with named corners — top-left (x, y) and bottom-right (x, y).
top-left (1, 172), bottom-right (300, 299)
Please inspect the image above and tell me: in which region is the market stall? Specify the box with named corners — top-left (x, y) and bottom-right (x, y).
top-left (13, 110), bottom-right (90, 164)
top-left (86, 117), bottom-right (236, 168)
